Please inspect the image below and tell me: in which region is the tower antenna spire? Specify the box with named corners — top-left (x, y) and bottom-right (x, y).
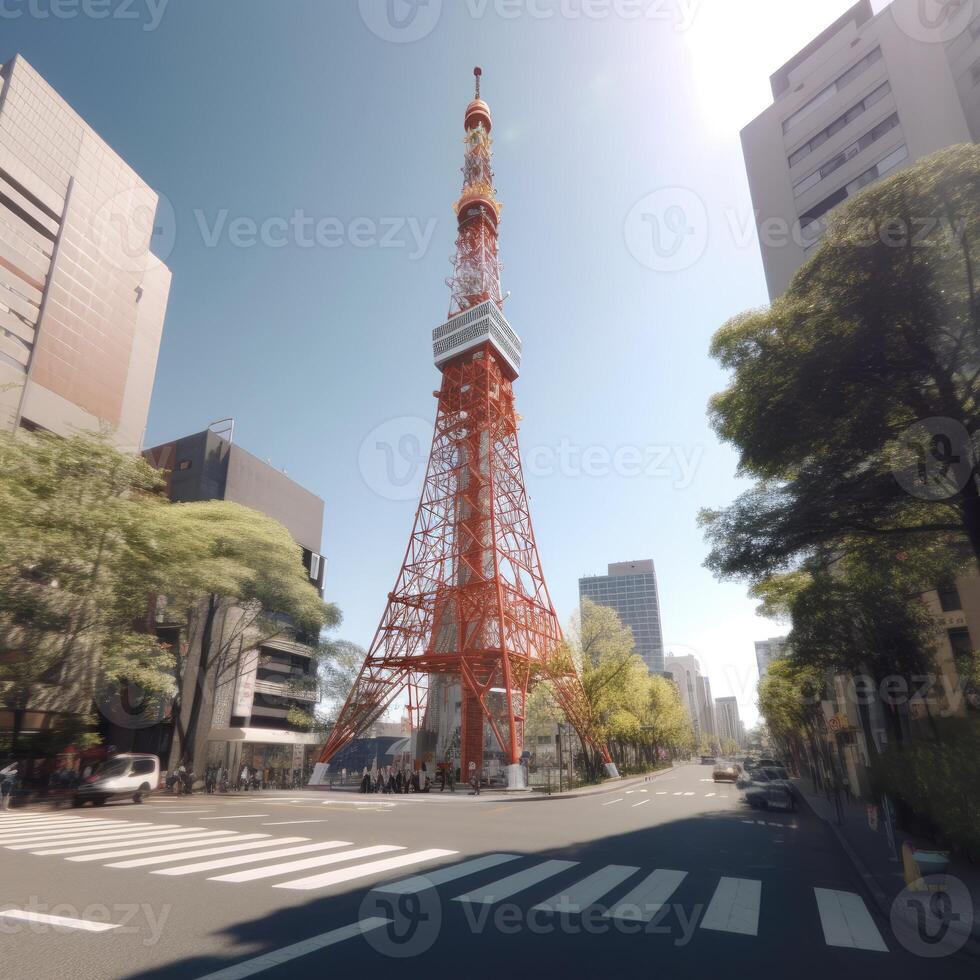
top-left (474, 65), bottom-right (481, 99)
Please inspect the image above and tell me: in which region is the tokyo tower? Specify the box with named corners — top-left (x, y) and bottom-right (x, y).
top-left (314, 69), bottom-right (615, 788)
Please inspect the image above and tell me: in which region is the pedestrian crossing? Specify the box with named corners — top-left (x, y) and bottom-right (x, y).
top-left (0, 813), bottom-right (890, 953)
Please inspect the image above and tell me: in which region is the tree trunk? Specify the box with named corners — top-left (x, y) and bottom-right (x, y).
top-left (180, 594), bottom-right (218, 769)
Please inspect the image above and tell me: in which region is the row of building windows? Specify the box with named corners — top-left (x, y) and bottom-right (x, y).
top-left (783, 46), bottom-right (883, 134)
top-left (788, 81), bottom-right (891, 170)
top-left (793, 111), bottom-right (900, 198)
top-left (799, 143), bottom-right (908, 232)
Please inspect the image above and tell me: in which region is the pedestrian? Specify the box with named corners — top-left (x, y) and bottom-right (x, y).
top-left (468, 761), bottom-right (480, 796)
top-left (239, 764), bottom-right (250, 792)
top-left (341, 767), bottom-right (348, 785)
top-left (0, 764), bottom-right (17, 811)
top-left (395, 769), bottom-right (404, 793)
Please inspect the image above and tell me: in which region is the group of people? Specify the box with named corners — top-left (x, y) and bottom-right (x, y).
top-left (164, 765), bottom-right (195, 795)
top-left (0, 762), bottom-right (19, 810)
top-left (358, 765), bottom-right (431, 794)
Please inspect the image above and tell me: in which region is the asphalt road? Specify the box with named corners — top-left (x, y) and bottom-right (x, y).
top-left (1, 763), bottom-right (974, 979)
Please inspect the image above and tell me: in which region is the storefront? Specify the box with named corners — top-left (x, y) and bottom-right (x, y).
top-left (206, 728), bottom-right (321, 788)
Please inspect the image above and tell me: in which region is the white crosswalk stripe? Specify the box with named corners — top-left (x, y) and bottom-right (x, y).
top-left (209, 844), bottom-right (404, 883)
top-left (1, 823), bottom-right (169, 845)
top-left (376, 853), bottom-right (521, 895)
top-left (275, 849), bottom-right (458, 891)
top-left (153, 840), bottom-right (353, 876)
top-left (533, 864), bottom-right (639, 913)
top-left (814, 888), bottom-right (888, 952)
top-left (107, 836), bottom-right (288, 868)
top-left (33, 830), bottom-right (236, 856)
top-left (605, 869), bottom-right (688, 922)
top-left (701, 877), bottom-right (762, 936)
top-left (453, 860), bottom-right (578, 905)
top-left (66, 833), bottom-right (247, 863)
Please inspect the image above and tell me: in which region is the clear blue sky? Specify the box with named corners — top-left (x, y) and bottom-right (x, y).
top-left (4, 0), bottom-right (889, 725)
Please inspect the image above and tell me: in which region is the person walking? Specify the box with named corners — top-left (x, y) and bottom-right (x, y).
top-left (239, 764), bottom-right (250, 792)
top-left (468, 760), bottom-right (480, 796)
top-left (0, 764), bottom-right (17, 811)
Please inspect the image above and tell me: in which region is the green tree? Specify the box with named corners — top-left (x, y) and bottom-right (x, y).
top-left (316, 638), bottom-right (367, 721)
top-left (702, 145), bottom-right (980, 580)
top-left (0, 431), bottom-right (195, 753)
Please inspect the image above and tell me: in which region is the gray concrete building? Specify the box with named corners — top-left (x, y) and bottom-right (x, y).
top-left (144, 428), bottom-right (327, 785)
top-left (0, 54), bottom-right (171, 450)
top-left (697, 675), bottom-right (717, 740)
top-left (755, 637), bottom-right (788, 680)
top-left (663, 653), bottom-right (704, 741)
top-left (741, 0), bottom-right (980, 299)
top-left (715, 696), bottom-right (742, 748)
top-left (579, 560), bottom-right (666, 674)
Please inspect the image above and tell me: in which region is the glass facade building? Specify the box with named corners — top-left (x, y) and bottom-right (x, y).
top-left (579, 560), bottom-right (665, 674)
top-left (0, 54), bottom-right (171, 450)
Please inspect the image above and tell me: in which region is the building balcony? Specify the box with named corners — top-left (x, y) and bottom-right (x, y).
top-left (261, 636), bottom-right (314, 659)
top-left (253, 679), bottom-right (318, 703)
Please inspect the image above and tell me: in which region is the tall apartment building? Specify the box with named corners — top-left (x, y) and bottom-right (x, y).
top-left (741, 0), bottom-right (980, 300)
top-left (144, 429), bottom-right (327, 784)
top-left (664, 653), bottom-right (705, 740)
top-left (715, 696), bottom-right (742, 748)
top-left (0, 54), bottom-right (171, 450)
top-left (697, 675), bottom-right (717, 739)
top-left (755, 636), bottom-right (788, 680)
top-left (579, 560), bottom-right (666, 674)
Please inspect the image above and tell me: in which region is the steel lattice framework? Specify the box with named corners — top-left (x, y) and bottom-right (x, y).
top-left (316, 69), bottom-right (611, 780)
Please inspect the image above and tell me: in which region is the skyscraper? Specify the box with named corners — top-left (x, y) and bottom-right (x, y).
top-left (697, 675), bottom-right (717, 739)
top-left (0, 54), bottom-right (171, 450)
top-left (663, 653), bottom-right (704, 740)
top-left (741, 0), bottom-right (980, 299)
top-left (579, 560), bottom-right (666, 674)
top-left (755, 637), bottom-right (788, 680)
top-left (715, 696), bottom-right (742, 748)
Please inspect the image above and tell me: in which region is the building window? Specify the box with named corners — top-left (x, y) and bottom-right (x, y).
top-left (178, 459), bottom-right (192, 471)
top-left (799, 144), bottom-right (908, 232)
top-left (788, 81), bottom-right (891, 170)
top-left (783, 47), bottom-right (883, 134)
top-left (310, 553), bottom-right (321, 581)
top-left (793, 113), bottom-right (900, 198)
top-left (937, 581), bottom-right (962, 612)
top-left (948, 627), bottom-right (974, 657)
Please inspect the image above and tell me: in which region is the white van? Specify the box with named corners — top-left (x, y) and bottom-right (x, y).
top-left (73, 753), bottom-right (160, 807)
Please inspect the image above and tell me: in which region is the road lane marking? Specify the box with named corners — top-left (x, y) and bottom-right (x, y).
top-left (104, 835), bottom-right (281, 868)
top-left (262, 820), bottom-right (327, 826)
top-left (210, 845), bottom-right (404, 883)
top-left (605, 869), bottom-right (688, 922)
top-left (276, 848), bottom-right (458, 891)
top-left (705, 793), bottom-right (716, 798)
top-left (533, 865), bottom-right (639, 913)
top-left (63, 833), bottom-right (243, 862)
top-left (157, 810), bottom-right (214, 814)
top-left (601, 799), bottom-right (623, 806)
top-left (192, 918), bottom-right (391, 979)
top-left (453, 860), bottom-right (578, 905)
top-left (700, 877), bottom-right (762, 936)
top-left (31, 829), bottom-right (232, 855)
top-left (199, 815), bottom-right (269, 821)
top-left (683, 792), bottom-right (696, 796)
top-left (153, 840), bottom-right (353, 876)
top-left (1, 823), bottom-right (170, 846)
top-left (376, 853), bottom-right (521, 895)
top-left (673, 792), bottom-right (684, 796)
top-left (0, 909), bottom-right (119, 933)
top-left (632, 800), bottom-right (651, 808)
top-left (656, 792), bottom-right (667, 795)
top-left (814, 888), bottom-right (888, 951)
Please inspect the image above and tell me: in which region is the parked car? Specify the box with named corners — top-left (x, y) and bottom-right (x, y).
top-left (73, 754), bottom-right (160, 807)
top-left (742, 769), bottom-right (796, 811)
top-left (713, 762), bottom-right (739, 783)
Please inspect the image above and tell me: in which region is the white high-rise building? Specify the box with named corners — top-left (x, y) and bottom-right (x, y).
top-left (755, 637), bottom-right (788, 680)
top-left (715, 696), bottom-right (742, 748)
top-left (741, 0), bottom-right (980, 300)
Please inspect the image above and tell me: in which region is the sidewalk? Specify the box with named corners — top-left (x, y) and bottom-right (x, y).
top-left (795, 777), bottom-right (980, 955)
top-left (302, 764), bottom-right (679, 804)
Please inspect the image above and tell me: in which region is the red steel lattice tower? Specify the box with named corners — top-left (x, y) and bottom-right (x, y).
top-left (315, 69), bottom-right (613, 786)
